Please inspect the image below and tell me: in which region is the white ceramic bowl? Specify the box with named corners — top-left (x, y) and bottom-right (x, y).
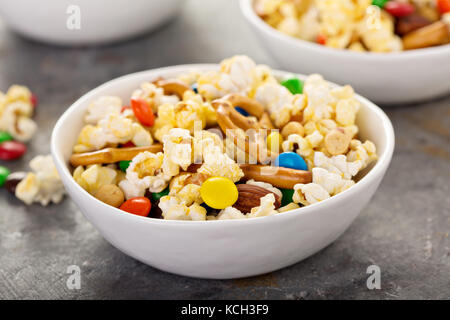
top-left (240, 0), bottom-right (450, 105)
top-left (51, 64), bottom-right (394, 279)
top-left (0, 0), bottom-right (183, 45)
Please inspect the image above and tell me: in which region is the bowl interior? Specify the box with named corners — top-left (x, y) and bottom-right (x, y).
top-left (52, 65), bottom-right (394, 219)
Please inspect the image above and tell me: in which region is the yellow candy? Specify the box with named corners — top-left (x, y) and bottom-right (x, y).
top-left (267, 131), bottom-right (283, 153)
top-left (200, 177), bottom-right (238, 209)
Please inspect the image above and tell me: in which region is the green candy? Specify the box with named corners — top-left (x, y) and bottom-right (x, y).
top-left (372, 0), bottom-right (388, 8)
top-left (0, 166), bottom-right (10, 187)
top-left (280, 188), bottom-right (295, 207)
top-left (119, 160), bottom-right (131, 172)
top-left (0, 131), bottom-right (13, 144)
top-left (151, 187), bottom-right (170, 202)
top-left (281, 78), bottom-right (303, 94)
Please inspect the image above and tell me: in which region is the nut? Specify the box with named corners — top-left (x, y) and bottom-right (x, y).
top-left (95, 184), bottom-right (125, 208)
top-left (281, 121), bottom-right (305, 138)
top-left (233, 184), bottom-right (281, 213)
top-left (324, 128), bottom-right (350, 155)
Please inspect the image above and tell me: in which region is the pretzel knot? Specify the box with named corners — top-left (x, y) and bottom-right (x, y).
top-left (212, 94), bottom-right (277, 164)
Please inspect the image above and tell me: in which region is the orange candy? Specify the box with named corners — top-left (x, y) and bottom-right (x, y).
top-left (131, 98), bottom-right (155, 126)
top-left (119, 197), bottom-right (152, 217)
top-left (437, 0), bottom-right (450, 13)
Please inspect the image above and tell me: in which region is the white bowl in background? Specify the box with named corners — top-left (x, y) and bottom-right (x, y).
top-left (51, 65), bottom-right (394, 279)
top-left (0, 0), bottom-right (183, 45)
top-left (240, 0), bottom-right (450, 105)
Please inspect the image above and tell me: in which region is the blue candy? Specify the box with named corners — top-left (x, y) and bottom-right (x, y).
top-left (274, 152), bottom-right (308, 171)
top-left (235, 106), bottom-right (249, 117)
top-left (192, 83), bottom-right (198, 93)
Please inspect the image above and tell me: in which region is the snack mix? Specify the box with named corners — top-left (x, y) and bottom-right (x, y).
top-left (70, 56), bottom-right (378, 221)
top-left (254, 0), bottom-right (450, 51)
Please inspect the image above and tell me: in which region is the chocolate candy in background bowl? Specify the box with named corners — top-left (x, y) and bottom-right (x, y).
top-left (51, 64), bottom-right (394, 279)
top-left (240, 0), bottom-right (450, 105)
top-left (0, 0), bottom-right (183, 46)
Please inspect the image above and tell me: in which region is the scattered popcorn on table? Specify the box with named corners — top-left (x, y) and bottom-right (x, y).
top-left (68, 55), bottom-right (378, 220)
top-left (15, 155), bottom-right (65, 206)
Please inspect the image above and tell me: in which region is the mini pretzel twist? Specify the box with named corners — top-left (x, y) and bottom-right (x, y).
top-left (70, 144), bottom-right (163, 167)
top-left (186, 164), bottom-right (311, 189)
top-left (153, 79), bottom-right (192, 98)
top-left (212, 94), bottom-right (277, 164)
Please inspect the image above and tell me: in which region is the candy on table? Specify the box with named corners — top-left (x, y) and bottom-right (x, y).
top-left (119, 197), bottom-right (151, 217)
top-left (200, 176), bottom-right (238, 209)
top-left (0, 141), bottom-right (27, 160)
top-left (0, 165), bottom-right (10, 187)
top-left (4, 171), bottom-right (27, 194)
top-left (0, 131), bottom-right (13, 143)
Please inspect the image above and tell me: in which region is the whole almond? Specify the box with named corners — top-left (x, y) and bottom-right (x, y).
top-left (233, 184), bottom-right (281, 214)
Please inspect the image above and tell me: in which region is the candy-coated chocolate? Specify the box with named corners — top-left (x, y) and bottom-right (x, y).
top-left (119, 160), bottom-right (131, 172)
top-left (200, 177), bottom-right (238, 209)
top-left (372, 0), bottom-right (388, 8)
top-left (267, 131), bottom-right (283, 153)
top-left (119, 197), bottom-right (151, 217)
top-left (4, 171), bottom-right (27, 194)
top-left (438, 0), bottom-right (450, 13)
top-left (281, 78), bottom-right (303, 94)
top-left (0, 131), bottom-right (13, 144)
top-left (384, 1), bottom-right (415, 17)
top-left (275, 152), bottom-right (308, 171)
top-left (0, 141), bottom-right (27, 160)
top-left (151, 187), bottom-right (170, 202)
top-left (0, 166), bottom-right (10, 187)
top-left (235, 106), bottom-right (249, 117)
top-left (280, 188), bottom-right (295, 207)
top-left (131, 98), bottom-right (155, 126)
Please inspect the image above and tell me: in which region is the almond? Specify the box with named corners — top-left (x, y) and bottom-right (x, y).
top-left (233, 184), bottom-right (281, 214)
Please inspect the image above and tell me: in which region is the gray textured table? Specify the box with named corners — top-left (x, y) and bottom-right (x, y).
top-left (0, 0), bottom-right (449, 300)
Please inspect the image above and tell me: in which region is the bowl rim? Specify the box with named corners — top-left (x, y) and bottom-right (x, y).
top-left (51, 64), bottom-right (395, 227)
top-left (240, 0), bottom-right (450, 59)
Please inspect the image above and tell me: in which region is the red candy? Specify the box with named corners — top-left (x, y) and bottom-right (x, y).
top-left (30, 94), bottom-right (38, 108)
top-left (119, 197), bottom-right (151, 217)
top-left (317, 34), bottom-right (327, 45)
top-left (131, 98), bottom-right (154, 126)
top-left (437, 0), bottom-right (450, 13)
top-left (384, 1), bottom-right (415, 17)
top-left (120, 141), bottom-right (135, 148)
top-left (0, 141), bottom-right (27, 160)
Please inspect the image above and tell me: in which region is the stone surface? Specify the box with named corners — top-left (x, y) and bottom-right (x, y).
top-left (0, 0), bottom-right (449, 300)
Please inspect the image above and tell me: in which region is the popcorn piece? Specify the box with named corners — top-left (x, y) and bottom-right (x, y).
top-left (197, 137), bottom-right (244, 182)
top-left (197, 55), bottom-right (259, 100)
top-left (16, 155), bottom-right (65, 206)
top-left (132, 82), bottom-right (179, 112)
top-left (293, 182), bottom-right (330, 206)
top-left (73, 164), bottom-right (123, 195)
top-left (247, 193), bottom-right (278, 218)
top-left (74, 113), bottom-right (152, 153)
top-left (159, 195), bottom-right (206, 221)
top-left (119, 151), bottom-right (170, 199)
top-left (278, 202), bottom-right (300, 213)
top-left (216, 206), bottom-right (247, 220)
top-left (162, 128), bottom-right (193, 177)
top-left (0, 85), bottom-right (36, 142)
top-left (84, 96), bottom-right (122, 124)
top-left (282, 131), bottom-right (324, 166)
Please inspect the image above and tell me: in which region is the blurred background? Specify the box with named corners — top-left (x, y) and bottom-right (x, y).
top-left (0, 0), bottom-right (448, 299)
